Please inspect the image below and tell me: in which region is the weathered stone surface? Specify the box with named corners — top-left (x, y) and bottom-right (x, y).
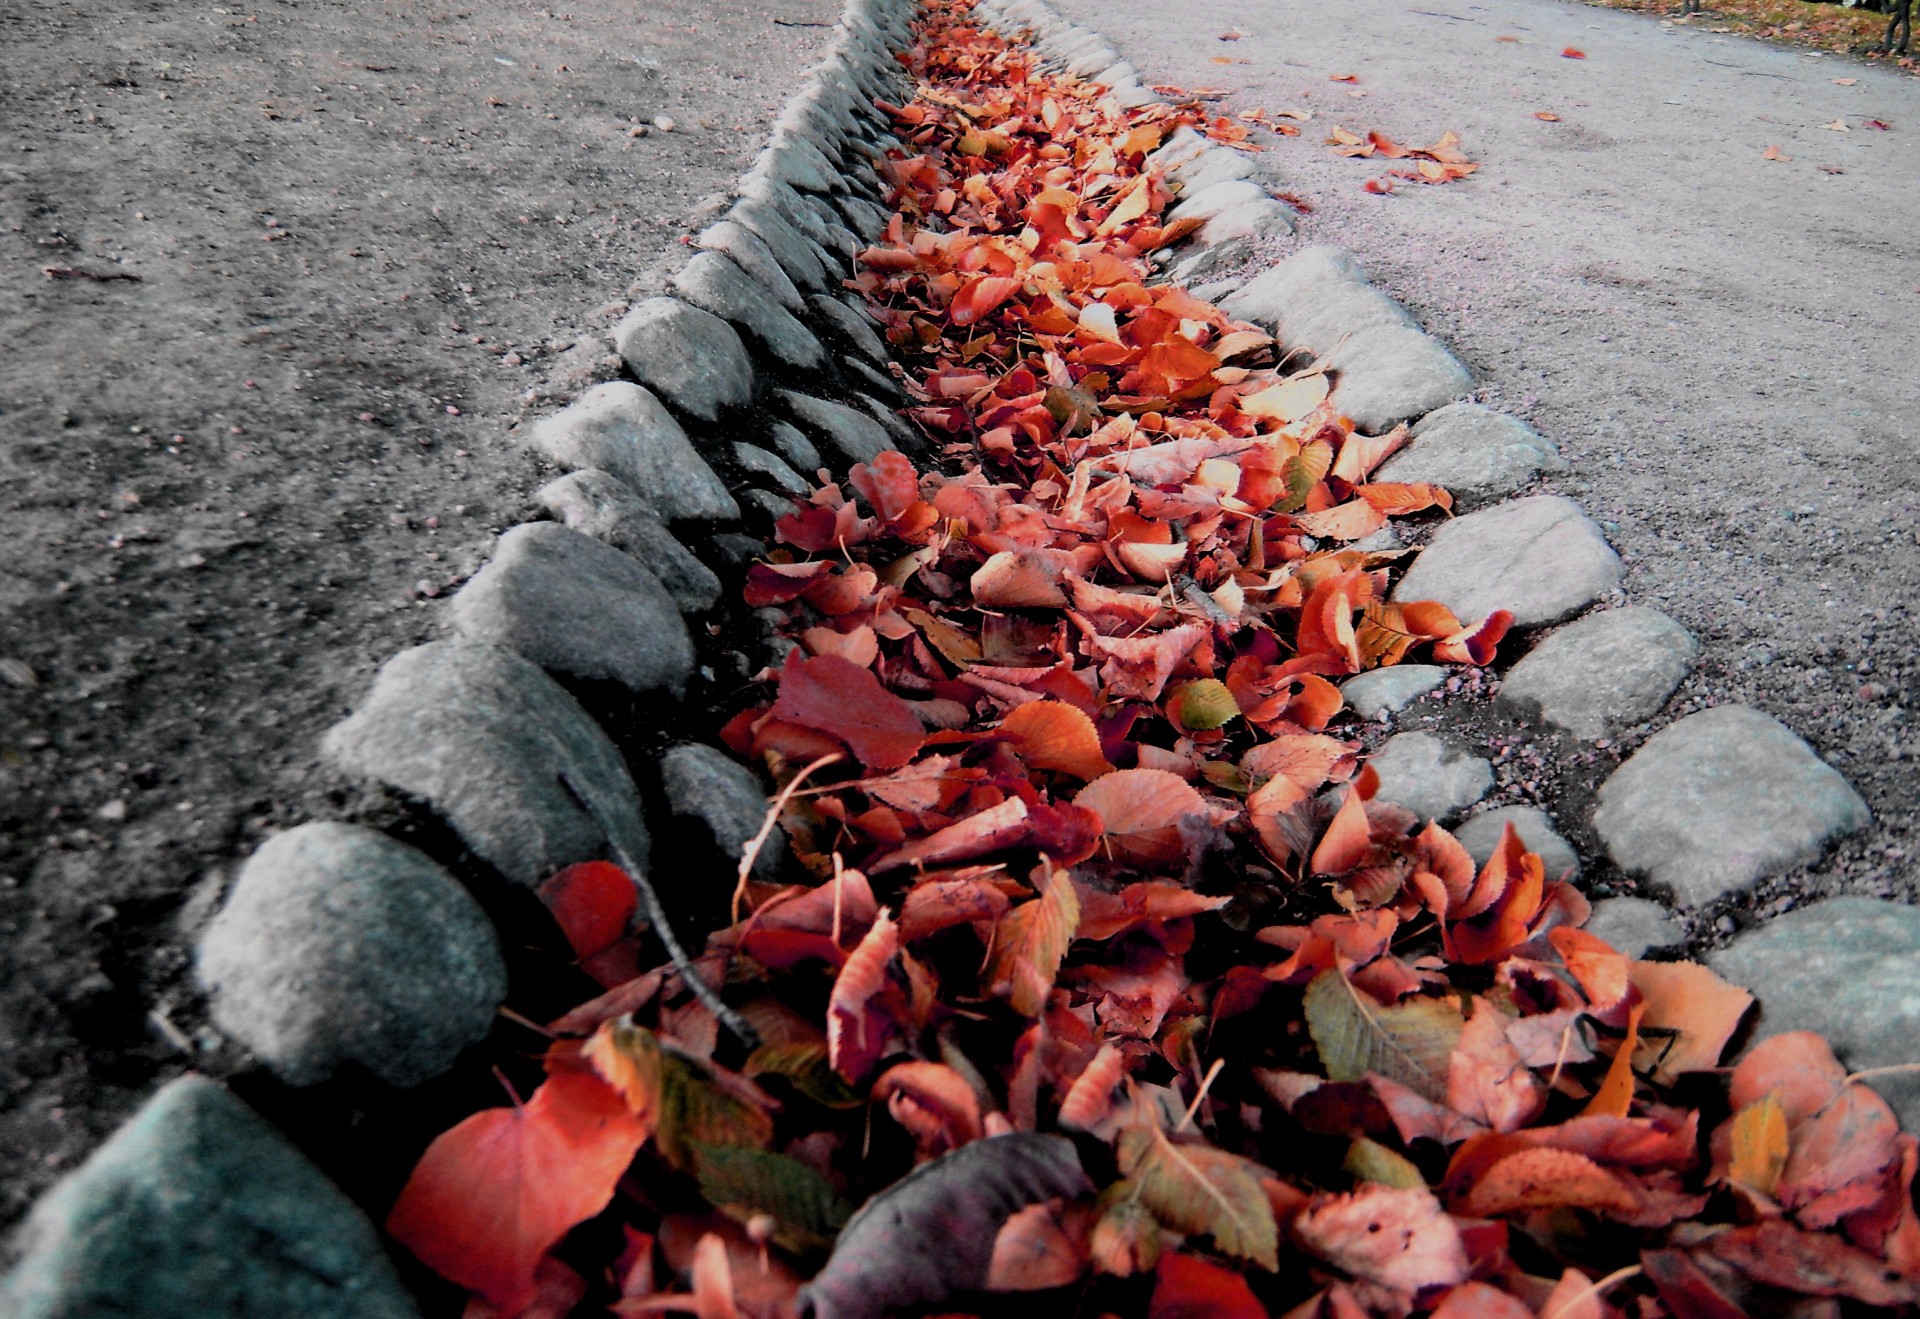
top-left (450, 523), bottom-right (694, 697)
top-left (1452, 804), bottom-right (1581, 880)
top-left (697, 219), bottom-right (806, 313)
top-left (673, 251), bottom-right (825, 369)
top-left (1172, 148), bottom-right (1256, 191)
top-left (1197, 198), bottom-right (1296, 246)
top-left (741, 487), bottom-right (798, 522)
top-left (1593, 706), bottom-right (1871, 905)
top-left (1393, 495), bottom-right (1623, 628)
top-left (1369, 732), bottom-right (1493, 823)
top-left (1218, 245), bottom-right (1414, 354)
top-left (835, 192), bottom-right (890, 240)
top-left (534, 470), bottom-right (722, 612)
top-left (729, 197), bottom-right (831, 292)
top-left (734, 442), bottom-right (811, 494)
top-left (809, 293), bottom-right (889, 361)
top-left (196, 822), bottom-right (504, 1086)
top-left (1147, 124), bottom-right (1209, 173)
top-left (525, 381), bottom-right (739, 522)
top-left (780, 390), bottom-right (895, 466)
top-left (1191, 275), bottom-right (1247, 303)
top-left (1500, 607), bottom-right (1698, 739)
top-left (612, 297), bottom-right (755, 423)
top-left (1340, 664), bottom-right (1445, 719)
top-left (1374, 403), bottom-right (1567, 505)
top-left (661, 744), bottom-right (785, 881)
top-left (1585, 897), bottom-right (1685, 959)
top-left (768, 420), bottom-right (823, 474)
top-left (848, 358), bottom-right (906, 404)
top-left (858, 392), bottom-right (920, 449)
top-left (1169, 178), bottom-right (1270, 225)
top-left (323, 640), bottom-right (651, 887)
top-left (0, 1076), bottom-right (420, 1319)
top-left (1323, 324), bottom-right (1472, 433)
top-left (1166, 235), bottom-right (1252, 286)
top-left (1711, 898), bottom-right (1920, 1126)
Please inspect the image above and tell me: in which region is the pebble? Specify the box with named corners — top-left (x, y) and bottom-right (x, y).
top-left (834, 192), bottom-right (891, 240)
top-left (1196, 198), bottom-right (1297, 247)
top-left (741, 487), bottom-right (801, 523)
top-left (767, 420), bottom-right (824, 475)
top-left (1392, 495), bottom-right (1623, 628)
top-left (535, 469), bottom-right (723, 612)
top-left (1168, 178), bottom-right (1271, 226)
top-left (1367, 731), bottom-right (1494, 823)
top-left (524, 380), bottom-right (739, 523)
top-left (1171, 148), bottom-right (1258, 194)
top-left (672, 250), bottom-right (827, 369)
top-left (322, 640), bottom-right (651, 887)
top-left (728, 197), bottom-right (832, 292)
top-left (779, 389), bottom-right (896, 467)
top-left (1592, 705), bottom-right (1871, 906)
top-left (733, 442), bottom-right (813, 495)
top-left (660, 744), bottom-right (786, 881)
top-left (1709, 897), bottom-right (1920, 1128)
top-left (1166, 235), bottom-right (1252, 286)
top-left (450, 523), bottom-right (695, 697)
top-left (808, 293), bottom-right (890, 361)
top-left (1451, 804), bottom-right (1581, 880)
top-left (1339, 664), bottom-right (1445, 719)
top-left (1499, 606), bottom-right (1698, 739)
top-left (1218, 245), bottom-right (1414, 355)
top-left (1584, 896), bottom-right (1686, 959)
top-left (0, 1076), bottom-right (420, 1319)
top-left (1373, 403), bottom-right (1569, 506)
top-left (195, 822), bottom-right (505, 1087)
top-left (696, 220), bottom-right (807, 314)
top-left (1322, 323), bottom-right (1473, 434)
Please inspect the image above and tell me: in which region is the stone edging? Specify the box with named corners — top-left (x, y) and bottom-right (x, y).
top-left (2, 0), bottom-right (1901, 1310)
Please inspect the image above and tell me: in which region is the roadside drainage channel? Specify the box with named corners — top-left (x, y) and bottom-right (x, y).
top-left (0, 0), bottom-right (1906, 1313)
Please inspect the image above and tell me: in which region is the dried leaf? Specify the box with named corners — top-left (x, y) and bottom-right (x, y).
top-left (1304, 969), bottom-right (1463, 1101)
top-left (1118, 1124), bottom-right (1280, 1269)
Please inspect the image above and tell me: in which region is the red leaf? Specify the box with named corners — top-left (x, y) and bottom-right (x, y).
top-left (827, 908), bottom-right (899, 1081)
top-left (387, 1067), bottom-right (651, 1313)
top-left (951, 275), bottom-right (1022, 327)
top-left (773, 653), bottom-right (924, 770)
top-left (1075, 768), bottom-right (1217, 867)
top-left (1001, 700), bottom-right (1114, 781)
top-left (1148, 1252), bottom-right (1265, 1319)
top-left (1561, 46), bottom-right (1586, 58)
top-left (539, 861), bottom-right (641, 988)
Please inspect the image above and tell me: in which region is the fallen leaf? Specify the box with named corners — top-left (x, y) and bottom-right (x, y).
top-left (1834, 76), bottom-right (1858, 84)
top-left (1148, 1252), bottom-right (1265, 1319)
top-left (1294, 1185), bottom-right (1469, 1304)
top-left (1118, 1123), bottom-right (1280, 1268)
top-left (1762, 144), bottom-right (1792, 161)
top-left (1534, 111), bottom-right (1560, 121)
top-left (1561, 46), bottom-right (1587, 58)
top-left (1820, 118), bottom-right (1850, 131)
top-left (985, 1199), bottom-right (1087, 1290)
top-left (1304, 969), bottom-right (1463, 1101)
top-left (773, 653), bottom-right (924, 770)
top-left (1628, 960), bottom-right (1752, 1084)
top-left (1076, 768), bottom-right (1216, 867)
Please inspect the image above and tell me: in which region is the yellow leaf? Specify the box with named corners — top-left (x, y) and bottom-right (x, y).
top-left (1727, 1093), bottom-right (1790, 1197)
top-left (1117, 1124), bottom-right (1279, 1269)
top-left (985, 865), bottom-right (1081, 1016)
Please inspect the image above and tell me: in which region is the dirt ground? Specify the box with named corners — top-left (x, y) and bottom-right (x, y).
top-left (0, 0), bottom-right (839, 1227)
top-left (1045, 0), bottom-right (1920, 924)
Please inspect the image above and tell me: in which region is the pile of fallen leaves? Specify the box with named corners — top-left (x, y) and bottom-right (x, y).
top-left (382, 3), bottom-right (1920, 1316)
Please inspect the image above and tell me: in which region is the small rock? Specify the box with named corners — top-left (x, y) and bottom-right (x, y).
top-left (808, 293), bottom-right (889, 361)
top-left (1452, 804), bottom-right (1581, 880)
top-left (1190, 275), bottom-right (1247, 303)
top-left (767, 421), bottom-right (823, 474)
top-left (1499, 606), bottom-right (1698, 739)
top-left (1393, 495), bottom-right (1623, 628)
top-left (1168, 178), bottom-right (1270, 225)
top-left (195, 823), bottom-right (505, 1086)
top-left (834, 192), bottom-right (890, 240)
top-left (1339, 664), bottom-right (1445, 719)
top-left (1368, 732), bottom-right (1493, 823)
top-left (1323, 324), bottom-right (1472, 434)
top-left (779, 390), bottom-right (895, 466)
top-left (1374, 403), bottom-right (1568, 506)
top-left (729, 197), bottom-right (831, 292)
top-left (1166, 235), bottom-right (1252, 286)
top-left (672, 250), bottom-right (826, 369)
top-left (734, 443), bottom-right (813, 495)
top-left (525, 381), bottom-right (739, 523)
top-left (696, 220), bottom-right (806, 314)
top-left (857, 392), bottom-right (921, 450)
top-left (1592, 705), bottom-right (1871, 906)
top-left (661, 744), bottom-right (786, 881)
top-left (322, 640), bottom-right (650, 887)
top-left (1147, 124), bottom-right (1210, 173)
top-left (1218, 245), bottom-right (1414, 354)
top-left (1709, 898), bottom-right (1920, 1127)
top-left (1584, 896), bottom-right (1685, 959)
top-left (740, 487), bottom-right (800, 523)
top-left (450, 523), bottom-right (695, 698)
top-left (1172, 148), bottom-right (1257, 193)
top-left (535, 470), bottom-right (723, 612)
top-left (1197, 198), bottom-right (1296, 247)
top-left (0, 1076), bottom-right (420, 1319)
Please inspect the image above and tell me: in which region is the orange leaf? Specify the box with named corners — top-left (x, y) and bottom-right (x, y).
top-left (1310, 784), bottom-right (1373, 876)
top-left (986, 866), bottom-right (1081, 1016)
top-left (387, 1068), bottom-right (651, 1314)
top-left (1293, 1185), bottom-right (1469, 1302)
top-left (1561, 46), bottom-right (1586, 57)
top-left (972, 549), bottom-right (1070, 608)
top-left (1003, 701), bottom-right (1114, 781)
top-left (1458, 1147), bottom-right (1638, 1218)
top-left (1548, 926), bottom-right (1630, 1011)
top-left (1148, 1252), bottom-right (1265, 1319)
top-left (1058, 1042), bottom-right (1127, 1133)
top-left (1628, 960), bottom-right (1752, 1084)
top-left (951, 275), bottom-right (1022, 327)
top-left (987, 1200), bottom-right (1088, 1290)
top-left (1582, 1001), bottom-right (1646, 1119)
top-left (827, 909), bottom-right (899, 1081)
top-left (1076, 768), bottom-right (1215, 867)
top-left (873, 1060), bottom-right (984, 1156)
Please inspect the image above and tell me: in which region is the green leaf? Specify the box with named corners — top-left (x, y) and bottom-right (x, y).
top-left (1276, 437), bottom-right (1334, 514)
top-left (590, 1019), bottom-right (774, 1169)
top-left (1116, 1125), bottom-right (1279, 1270)
top-left (1303, 969), bottom-right (1463, 1102)
top-left (693, 1143), bottom-right (854, 1254)
top-left (1343, 1137), bottom-right (1427, 1190)
top-left (746, 1041), bottom-right (864, 1110)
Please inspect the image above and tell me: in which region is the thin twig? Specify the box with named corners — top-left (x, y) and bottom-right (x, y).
top-left (1176, 1057), bottom-right (1227, 1132)
top-left (733, 751), bottom-right (844, 922)
top-left (1542, 1264), bottom-right (1642, 1319)
top-left (1847, 1062), bottom-right (1920, 1085)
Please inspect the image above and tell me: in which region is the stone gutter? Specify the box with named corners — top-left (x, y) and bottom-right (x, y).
top-left (0, 0), bottom-right (1896, 1311)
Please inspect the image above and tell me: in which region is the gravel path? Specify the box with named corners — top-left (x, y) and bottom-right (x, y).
top-left (1047, 0), bottom-right (1920, 919)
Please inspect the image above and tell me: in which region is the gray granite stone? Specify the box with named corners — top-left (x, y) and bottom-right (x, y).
top-left (1323, 324), bottom-right (1472, 433)
top-left (196, 822), bottom-right (504, 1086)
top-left (1147, 125), bottom-right (1210, 173)
top-left (1452, 804), bottom-right (1581, 880)
top-left (1191, 276), bottom-right (1247, 303)
top-left (0, 1077), bottom-right (420, 1319)
top-left (534, 470), bottom-right (723, 612)
top-left (1499, 606), bottom-right (1698, 739)
top-left (810, 293), bottom-right (889, 361)
top-left (1593, 706), bottom-right (1871, 905)
top-left (1710, 898), bottom-right (1920, 1127)
top-left (729, 197), bottom-right (832, 293)
top-left (672, 251), bottom-right (825, 369)
top-left (1197, 198), bottom-right (1296, 246)
top-left (757, 136), bottom-right (841, 195)
top-left (847, 357), bottom-right (906, 404)
top-left (1369, 732), bottom-right (1493, 823)
top-left (1166, 235), bottom-right (1252, 286)
top-left (697, 219), bottom-right (806, 314)
top-left (450, 522), bottom-right (694, 697)
top-left (858, 392), bottom-right (920, 450)
top-left (1393, 495), bottom-right (1623, 628)
top-left (525, 380), bottom-right (739, 522)
top-left (323, 640), bottom-right (651, 887)
top-left (835, 192), bottom-right (891, 240)
top-left (1585, 897), bottom-right (1685, 959)
top-left (1340, 664), bottom-right (1445, 719)
top-left (1172, 148), bottom-right (1257, 193)
top-left (1374, 403), bottom-right (1568, 505)
top-left (734, 442), bottom-right (812, 495)
top-left (780, 390), bottom-right (895, 466)
top-left (1217, 245), bottom-right (1414, 355)
top-left (741, 487), bottom-right (801, 523)
top-left (1169, 178), bottom-right (1271, 225)
top-left (768, 420), bottom-right (824, 475)
top-left (612, 297), bottom-right (755, 423)
top-left (661, 744), bottom-right (786, 881)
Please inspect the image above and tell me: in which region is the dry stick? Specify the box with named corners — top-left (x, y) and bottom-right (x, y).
top-left (732, 751), bottom-right (845, 924)
top-left (560, 773), bottom-right (761, 1050)
top-left (1847, 1062), bottom-right (1920, 1086)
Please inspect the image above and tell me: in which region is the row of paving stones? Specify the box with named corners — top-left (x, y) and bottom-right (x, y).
top-left (978, 0), bottom-right (1913, 1122)
top-left (0, 0), bottom-right (920, 1313)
